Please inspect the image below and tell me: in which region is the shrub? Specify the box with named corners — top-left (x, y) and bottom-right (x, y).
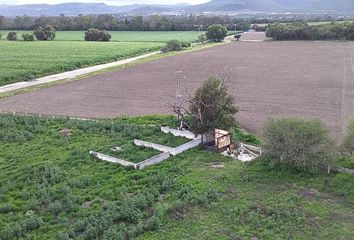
top-left (342, 117), bottom-right (354, 155)
top-left (22, 33), bottom-right (35, 41)
top-left (84, 28), bottom-right (111, 42)
top-left (198, 33), bottom-right (207, 43)
top-left (263, 118), bottom-right (335, 173)
top-left (7, 32), bottom-right (17, 41)
top-left (189, 76), bottom-right (238, 134)
top-left (0, 33), bottom-right (2, 40)
top-left (34, 25), bottom-right (56, 41)
top-left (206, 24), bottom-right (228, 42)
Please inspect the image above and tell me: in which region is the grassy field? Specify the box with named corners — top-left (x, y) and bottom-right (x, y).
top-left (0, 114), bottom-right (353, 239)
top-left (0, 31), bottom-right (202, 42)
top-left (0, 41), bottom-right (163, 86)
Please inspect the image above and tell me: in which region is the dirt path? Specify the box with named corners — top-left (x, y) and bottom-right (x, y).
top-left (0, 51), bottom-right (160, 94)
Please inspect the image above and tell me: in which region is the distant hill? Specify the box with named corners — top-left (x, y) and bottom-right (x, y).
top-left (0, 2), bottom-right (187, 17)
top-left (190, 0), bottom-right (354, 12)
top-left (0, 0), bottom-right (354, 16)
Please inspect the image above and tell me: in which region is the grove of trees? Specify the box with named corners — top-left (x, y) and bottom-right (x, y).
top-left (266, 22), bottom-right (354, 41)
top-left (84, 28), bottom-right (111, 41)
top-left (0, 14), bottom-right (251, 32)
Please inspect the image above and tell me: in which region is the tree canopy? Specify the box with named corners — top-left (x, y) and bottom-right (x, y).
top-left (189, 77), bottom-right (238, 134)
top-left (206, 24), bottom-right (228, 42)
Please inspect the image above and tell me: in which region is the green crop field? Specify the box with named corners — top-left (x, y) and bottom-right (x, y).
top-left (0, 114), bottom-right (353, 239)
top-left (0, 31), bottom-right (202, 42)
top-left (0, 41), bottom-right (163, 86)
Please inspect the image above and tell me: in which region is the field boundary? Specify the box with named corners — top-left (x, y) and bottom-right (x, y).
top-left (0, 51), bottom-right (159, 95)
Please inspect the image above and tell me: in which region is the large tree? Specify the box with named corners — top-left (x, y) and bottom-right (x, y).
top-left (206, 24), bottom-right (228, 42)
top-left (188, 77), bottom-right (238, 134)
top-left (33, 25), bottom-right (56, 41)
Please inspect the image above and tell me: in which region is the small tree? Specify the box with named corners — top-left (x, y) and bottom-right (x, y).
top-left (263, 118), bottom-right (334, 173)
top-left (206, 24), bottom-right (228, 42)
top-left (22, 33), bottom-right (35, 41)
top-left (188, 77), bottom-right (238, 134)
top-left (34, 25), bottom-right (56, 41)
top-left (7, 32), bottom-right (17, 41)
top-left (342, 117), bottom-right (354, 155)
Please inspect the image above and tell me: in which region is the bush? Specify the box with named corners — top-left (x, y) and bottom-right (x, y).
top-left (263, 118), bottom-right (335, 173)
top-left (161, 39), bottom-right (190, 52)
top-left (34, 25), bottom-right (56, 41)
top-left (22, 33), bottom-right (35, 41)
top-left (206, 24), bottom-right (228, 42)
top-left (342, 117), bottom-right (354, 155)
top-left (0, 33), bottom-right (2, 40)
top-left (84, 28), bottom-right (111, 42)
top-left (7, 32), bottom-right (17, 41)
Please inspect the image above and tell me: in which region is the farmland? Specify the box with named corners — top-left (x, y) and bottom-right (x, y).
top-left (1, 36), bottom-right (353, 139)
top-left (0, 31), bottom-right (202, 42)
top-left (0, 114), bottom-right (353, 239)
top-left (0, 41), bottom-right (163, 86)
top-left (0, 31), bottom-right (204, 86)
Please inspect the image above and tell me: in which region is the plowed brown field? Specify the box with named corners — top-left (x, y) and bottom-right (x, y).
top-left (1, 35), bottom-right (353, 139)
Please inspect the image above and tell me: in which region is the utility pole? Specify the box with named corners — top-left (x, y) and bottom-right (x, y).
top-left (175, 71), bottom-right (185, 129)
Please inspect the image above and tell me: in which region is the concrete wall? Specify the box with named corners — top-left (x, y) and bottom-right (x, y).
top-left (134, 139), bottom-right (173, 153)
top-left (90, 151), bottom-right (136, 168)
top-left (160, 126), bottom-right (197, 140)
top-left (136, 152), bottom-right (171, 170)
top-left (171, 137), bottom-right (202, 155)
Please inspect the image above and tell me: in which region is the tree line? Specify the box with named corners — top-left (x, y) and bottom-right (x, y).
top-left (266, 21), bottom-right (354, 41)
top-left (0, 14), bottom-right (251, 32)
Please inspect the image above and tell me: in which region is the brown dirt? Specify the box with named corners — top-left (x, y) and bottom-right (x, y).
top-left (1, 35), bottom-right (354, 139)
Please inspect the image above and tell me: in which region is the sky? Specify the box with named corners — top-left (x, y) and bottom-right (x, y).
top-left (0, 0), bottom-right (210, 5)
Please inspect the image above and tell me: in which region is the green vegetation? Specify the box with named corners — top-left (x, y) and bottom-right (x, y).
top-left (342, 117), bottom-right (354, 155)
top-left (161, 40), bottom-right (191, 52)
top-left (0, 114), bottom-right (353, 239)
top-left (189, 77), bottom-right (238, 134)
top-left (33, 25), bottom-right (56, 41)
top-left (263, 118), bottom-right (334, 173)
top-left (0, 31), bottom-right (202, 43)
top-left (206, 24), bottom-right (228, 42)
top-left (266, 22), bottom-right (354, 41)
top-left (22, 33), bottom-right (35, 41)
top-left (6, 31), bottom-right (17, 41)
top-left (0, 41), bottom-right (162, 86)
top-left (84, 28), bottom-right (112, 42)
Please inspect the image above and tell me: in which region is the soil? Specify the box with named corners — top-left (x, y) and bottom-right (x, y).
top-left (1, 33), bottom-right (353, 139)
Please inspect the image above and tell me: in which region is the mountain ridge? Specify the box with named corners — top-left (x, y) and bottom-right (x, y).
top-left (0, 0), bottom-right (353, 16)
